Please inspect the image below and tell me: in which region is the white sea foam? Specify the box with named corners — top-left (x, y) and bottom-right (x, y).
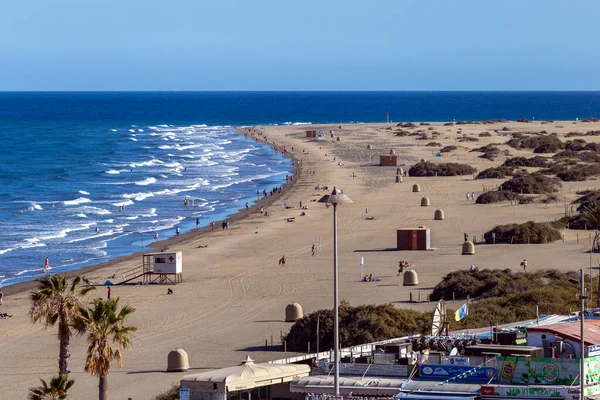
top-left (130, 138), bottom-right (138, 141)
top-left (139, 208), bottom-right (157, 217)
top-left (16, 268), bottom-right (45, 276)
top-left (111, 129), bottom-right (117, 132)
top-left (40, 223), bottom-right (94, 240)
top-left (0, 248), bottom-right (14, 255)
top-left (138, 129), bottom-right (143, 132)
top-left (135, 177), bottom-right (156, 186)
top-left (129, 160), bottom-right (164, 168)
top-left (128, 129), bottom-right (135, 133)
top-left (159, 145), bottom-right (172, 150)
top-left (75, 213), bottom-right (87, 218)
top-left (122, 191), bottom-right (154, 201)
top-left (78, 190), bottom-right (91, 195)
top-left (106, 169), bottom-right (120, 175)
top-left (112, 199), bottom-right (134, 207)
top-left (63, 197), bottom-right (92, 206)
top-left (27, 203), bottom-right (43, 211)
top-left (68, 230), bottom-right (116, 243)
top-left (79, 206), bottom-right (111, 215)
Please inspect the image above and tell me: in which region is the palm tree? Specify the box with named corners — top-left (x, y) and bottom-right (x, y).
top-left (29, 274), bottom-right (96, 376)
top-left (28, 375), bottom-right (75, 400)
top-left (74, 298), bottom-right (136, 400)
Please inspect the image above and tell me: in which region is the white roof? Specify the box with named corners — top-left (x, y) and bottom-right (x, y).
top-left (181, 356), bottom-right (310, 392)
top-left (291, 375), bottom-right (406, 395)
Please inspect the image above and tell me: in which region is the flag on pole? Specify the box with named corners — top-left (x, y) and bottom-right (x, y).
top-left (455, 302), bottom-right (469, 321)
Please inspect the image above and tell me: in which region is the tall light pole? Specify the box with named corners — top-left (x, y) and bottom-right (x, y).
top-left (319, 187), bottom-right (353, 396)
top-left (580, 269), bottom-right (587, 400)
top-left (571, 269), bottom-right (587, 400)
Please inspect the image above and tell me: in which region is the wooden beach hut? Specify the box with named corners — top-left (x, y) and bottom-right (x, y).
top-left (397, 227), bottom-right (431, 251)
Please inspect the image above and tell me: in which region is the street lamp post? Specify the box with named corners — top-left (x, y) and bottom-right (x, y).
top-left (580, 269), bottom-right (587, 400)
top-left (571, 269), bottom-right (587, 400)
top-left (319, 187), bottom-right (353, 396)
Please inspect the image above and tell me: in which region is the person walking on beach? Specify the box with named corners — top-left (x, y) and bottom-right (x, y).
top-left (466, 192), bottom-right (470, 201)
top-left (279, 255), bottom-right (286, 267)
top-left (176, 226), bottom-right (180, 236)
top-left (0, 291), bottom-right (4, 306)
top-left (222, 221), bottom-right (226, 230)
top-left (471, 192), bottom-right (475, 202)
top-left (226, 220), bottom-right (229, 230)
top-left (44, 257), bottom-right (50, 276)
top-left (211, 221), bottom-right (215, 231)
top-left (155, 232), bottom-right (159, 241)
top-left (196, 217), bottom-right (199, 228)
top-left (397, 261), bottom-right (405, 276)
top-left (107, 286), bottom-right (111, 300)
top-left (245, 202), bottom-right (249, 209)
top-left (311, 244), bottom-right (316, 256)
top-left (521, 258), bottom-right (528, 273)
top-left (464, 232), bottom-right (469, 242)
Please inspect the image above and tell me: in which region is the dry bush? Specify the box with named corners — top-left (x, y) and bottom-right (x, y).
top-left (483, 221), bottom-right (562, 244)
top-left (440, 145), bottom-right (458, 153)
top-left (475, 190), bottom-right (520, 204)
top-left (502, 156), bottom-right (550, 168)
top-left (408, 160), bottom-right (477, 177)
top-left (501, 172), bottom-right (561, 194)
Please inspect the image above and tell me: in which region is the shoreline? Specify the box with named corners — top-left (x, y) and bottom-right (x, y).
top-left (0, 127), bottom-right (299, 296)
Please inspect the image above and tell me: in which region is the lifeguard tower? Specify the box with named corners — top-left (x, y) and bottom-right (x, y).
top-left (120, 251), bottom-right (183, 285)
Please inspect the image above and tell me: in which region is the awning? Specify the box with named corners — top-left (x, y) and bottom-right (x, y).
top-left (181, 356), bottom-right (310, 392)
top-left (291, 375), bottom-right (406, 396)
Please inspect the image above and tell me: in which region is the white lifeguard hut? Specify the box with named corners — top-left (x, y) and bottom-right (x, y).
top-left (120, 251), bottom-right (183, 285)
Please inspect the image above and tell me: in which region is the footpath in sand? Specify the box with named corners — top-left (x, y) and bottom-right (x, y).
top-left (1, 121), bottom-right (600, 399)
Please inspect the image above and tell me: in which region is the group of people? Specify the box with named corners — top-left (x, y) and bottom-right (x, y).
top-left (362, 274), bottom-right (380, 282)
top-left (465, 192), bottom-right (476, 201)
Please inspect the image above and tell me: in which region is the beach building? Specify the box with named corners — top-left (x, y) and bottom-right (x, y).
top-left (180, 356), bottom-right (310, 400)
top-left (180, 315), bottom-right (600, 400)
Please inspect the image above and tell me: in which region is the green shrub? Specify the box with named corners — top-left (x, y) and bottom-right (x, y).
top-left (284, 302), bottom-right (430, 352)
top-left (557, 164), bottom-right (600, 181)
top-left (153, 385), bottom-right (180, 400)
top-left (505, 133), bottom-right (564, 152)
top-left (574, 191), bottom-right (600, 212)
top-left (479, 132), bottom-right (492, 137)
top-left (502, 156), bottom-right (550, 168)
top-left (408, 160), bottom-right (477, 177)
top-left (501, 172), bottom-right (561, 194)
top-left (431, 269), bottom-right (575, 301)
top-left (458, 136), bottom-right (479, 142)
top-left (566, 139), bottom-right (587, 151)
top-left (483, 221), bottom-right (562, 244)
top-left (426, 142), bottom-right (442, 147)
top-left (475, 190), bottom-right (520, 204)
top-left (553, 150), bottom-right (600, 162)
top-left (440, 145), bottom-right (458, 153)
top-left (557, 214), bottom-right (587, 230)
top-left (476, 167), bottom-right (514, 180)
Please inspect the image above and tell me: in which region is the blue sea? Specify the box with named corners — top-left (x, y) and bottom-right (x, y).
top-left (1, 91), bottom-right (599, 287)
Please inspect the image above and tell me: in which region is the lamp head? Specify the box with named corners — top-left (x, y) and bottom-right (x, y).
top-left (318, 187), bottom-right (353, 206)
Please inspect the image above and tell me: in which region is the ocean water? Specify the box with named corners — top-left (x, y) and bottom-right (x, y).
top-left (1, 91), bottom-right (599, 287)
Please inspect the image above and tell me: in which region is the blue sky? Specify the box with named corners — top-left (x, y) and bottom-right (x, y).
top-left (1, 0), bottom-right (598, 90)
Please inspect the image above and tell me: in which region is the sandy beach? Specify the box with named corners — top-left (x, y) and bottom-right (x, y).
top-left (2, 120), bottom-right (600, 399)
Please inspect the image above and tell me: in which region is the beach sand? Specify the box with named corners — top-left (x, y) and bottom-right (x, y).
top-left (2, 120), bottom-right (600, 399)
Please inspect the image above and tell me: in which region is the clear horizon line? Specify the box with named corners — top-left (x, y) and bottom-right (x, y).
top-left (1, 89), bottom-right (600, 93)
